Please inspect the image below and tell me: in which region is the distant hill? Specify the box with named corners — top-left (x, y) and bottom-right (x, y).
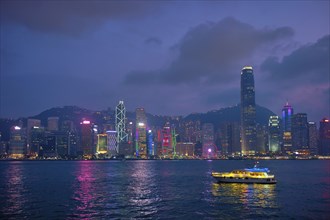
top-left (31, 106), bottom-right (99, 127)
top-left (184, 104), bottom-right (276, 126)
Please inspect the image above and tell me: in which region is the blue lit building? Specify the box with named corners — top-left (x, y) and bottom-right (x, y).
top-left (282, 101), bottom-right (293, 132)
top-left (282, 101), bottom-right (294, 154)
top-left (147, 129), bottom-right (154, 157)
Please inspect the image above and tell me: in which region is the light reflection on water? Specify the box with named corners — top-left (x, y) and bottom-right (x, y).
top-left (204, 181), bottom-right (279, 219)
top-left (70, 161), bottom-right (97, 219)
top-left (0, 162), bottom-right (28, 218)
top-left (128, 161), bottom-right (161, 218)
top-left (212, 183), bottom-right (277, 208)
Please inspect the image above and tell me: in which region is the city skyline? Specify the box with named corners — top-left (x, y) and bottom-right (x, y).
top-left (1, 1), bottom-right (329, 122)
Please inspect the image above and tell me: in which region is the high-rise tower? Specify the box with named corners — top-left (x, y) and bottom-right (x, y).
top-left (319, 118), bottom-right (330, 156)
top-left (282, 101), bottom-right (293, 132)
top-left (282, 101), bottom-right (294, 154)
top-left (291, 113), bottom-right (309, 151)
top-left (240, 66), bottom-right (257, 155)
top-left (135, 108), bottom-right (147, 158)
top-left (80, 120), bottom-right (93, 158)
top-left (115, 101), bottom-right (128, 149)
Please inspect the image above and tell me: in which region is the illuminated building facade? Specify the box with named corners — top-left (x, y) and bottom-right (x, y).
top-left (282, 101), bottom-right (293, 132)
top-left (202, 123), bottom-right (217, 158)
top-left (147, 130), bottom-right (154, 157)
top-left (97, 134), bottom-right (108, 155)
top-left (115, 101), bottom-right (128, 151)
top-left (107, 130), bottom-right (117, 156)
top-left (240, 66), bottom-right (257, 155)
top-left (9, 126), bottom-right (27, 158)
top-left (268, 116), bottom-right (281, 153)
top-left (282, 132), bottom-right (293, 154)
top-left (80, 120), bottom-right (93, 158)
top-left (68, 131), bottom-right (79, 157)
top-left (319, 118), bottom-right (330, 155)
top-left (291, 113), bottom-right (309, 151)
top-left (308, 122), bottom-right (318, 155)
top-left (162, 122), bottom-right (172, 158)
top-left (27, 118), bottom-right (41, 154)
top-left (282, 101), bottom-right (293, 153)
top-left (135, 108), bottom-right (147, 158)
top-left (176, 142), bottom-right (195, 157)
top-left (171, 128), bottom-right (177, 156)
top-left (30, 126), bottom-right (45, 156)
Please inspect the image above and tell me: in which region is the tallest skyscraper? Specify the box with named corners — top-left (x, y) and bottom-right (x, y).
top-left (240, 66), bottom-right (257, 155)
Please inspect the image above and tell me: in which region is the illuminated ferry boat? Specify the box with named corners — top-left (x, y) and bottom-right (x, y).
top-left (211, 164), bottom-right (277, 184)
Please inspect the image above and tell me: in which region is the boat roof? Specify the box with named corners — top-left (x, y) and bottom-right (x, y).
top-left (244, 167), bottom-right (270, 172)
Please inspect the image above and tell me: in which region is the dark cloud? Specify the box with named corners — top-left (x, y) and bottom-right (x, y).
top-left (0, 1), bottom-right (160, 35)
top-left (124, 17), bottom-right (294, 85)
top-left (145, 37), bottom-right (162, 46)
top-left (261, 35), bottom-right (330, 84)
top-left (257, 35), bottom-right (330, 121)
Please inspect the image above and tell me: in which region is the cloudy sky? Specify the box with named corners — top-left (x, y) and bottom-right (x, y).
top-left (1, 1), bottom-right (329, 122)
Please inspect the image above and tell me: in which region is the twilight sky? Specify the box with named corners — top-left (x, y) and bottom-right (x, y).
top-left (1, 1), bottom-right (329, 122)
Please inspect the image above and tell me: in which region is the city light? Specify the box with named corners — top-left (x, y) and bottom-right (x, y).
top-left (138, 122), bottom-right (145, 127)
top-left (14, 126), bottom-right (21, 130)
top-left (82, 120), bottom-right (91, 124)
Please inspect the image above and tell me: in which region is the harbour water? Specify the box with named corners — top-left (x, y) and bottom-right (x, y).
top-left (0, 160), bottom-right (329, 219)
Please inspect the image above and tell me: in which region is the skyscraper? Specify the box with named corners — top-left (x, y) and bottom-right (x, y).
top-left (27, 118), bottom-right (41, 155)
top-left (291, 113), bottom-right (309, 151)
top-left (268, 116), bottom-right (281, 153)
top-left (115, 101), bottom-right (128, 150)
top-left (240, 66), bottom-right (257, 155)
top-left (308, 122), bottom-right (318, 155)
top-left (135, 108), bottom-right (147, 158)
top-left (8, 126), bottom-right (27, 158)
top-left (80, 120), bottom-right (93, 158)
top-left (319, 118), bottom-right (330, 156)
top-left (282, 101), bottom-right (293, 132)
top-left (220, 122), bottom-right (240, 155)
top-left (162, 122), bottom-right (171, 157)
top-left (30, 126), bottom-right (45, 157)
top-left (281, 101), bottom-right (293, 154)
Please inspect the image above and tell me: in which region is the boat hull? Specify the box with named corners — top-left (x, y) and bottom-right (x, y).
top-left (212, 176), bottom-right (277, 184)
